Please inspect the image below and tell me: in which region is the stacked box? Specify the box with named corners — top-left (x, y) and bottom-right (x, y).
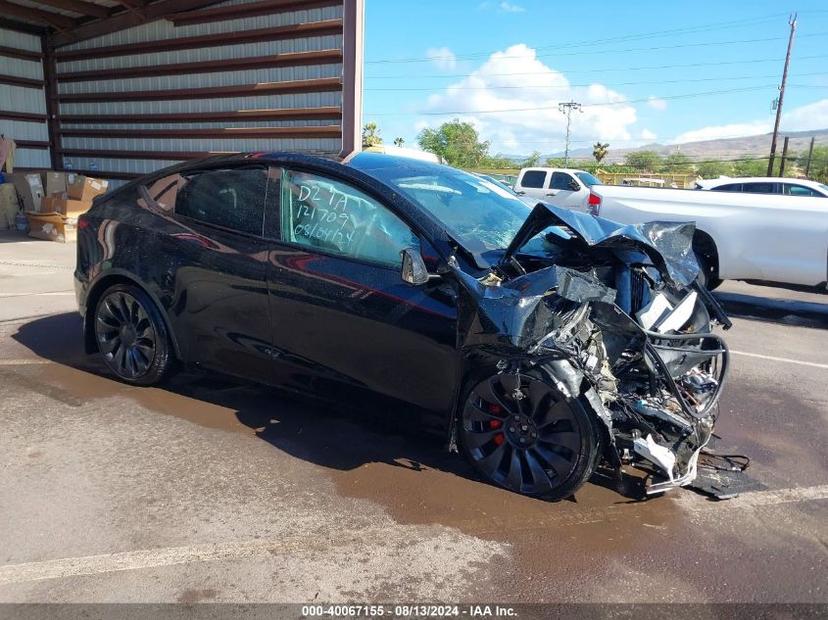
top-left (25, 172), bottom-right (108, 242)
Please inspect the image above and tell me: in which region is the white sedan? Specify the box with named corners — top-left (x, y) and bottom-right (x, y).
top-left (695, 176), bottom-right (828, 198)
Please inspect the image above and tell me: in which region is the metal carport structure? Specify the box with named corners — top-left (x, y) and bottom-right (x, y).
top-left (0, 0), bottom-right (363, 185)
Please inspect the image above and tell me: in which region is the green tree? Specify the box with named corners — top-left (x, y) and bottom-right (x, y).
top-left (393, 137), bottom-right (405, 147)
top-left (732, 158), bottom-right (770, 177)
top-left (362, 122), bottom-right (382, 148)
top-left (522, 151), bottom-right (541, 167)
top-left (592, 142), bottom-right (610, 165)
top-left (624, 150), bottom-right (663, 171)
top-left (798, 145), bottom-right (828, 183)
top-left (696, 161), bottom-right (733, 179)
top-left (417, 119), bottom-right (490, 167)
top-left (660, 151), bottom-right (692, 173)
top-left (544, 157), bottom-right (566, 168)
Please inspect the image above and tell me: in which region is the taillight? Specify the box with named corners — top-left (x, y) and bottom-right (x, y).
top-left (587, 192), bottom-right (601, 216)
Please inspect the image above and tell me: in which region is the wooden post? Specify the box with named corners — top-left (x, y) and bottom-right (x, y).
top-left (779, 136), bottom-right (789, 176)
top-left (767, 14), bottom-right (797, 176)
top-left (805, 136), bottom-right (815, 177)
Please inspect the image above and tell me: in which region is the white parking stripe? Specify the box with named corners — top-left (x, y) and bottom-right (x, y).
top-left (730, 350), bottom-right (828, 370)
top-left (0, 528), bottom-right (393, 586)
top-left (0, 359), bottom-right (53, 366)
top-left (1, 485), bottom-right (826, 586)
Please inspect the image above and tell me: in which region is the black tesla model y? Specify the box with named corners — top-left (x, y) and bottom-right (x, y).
top-left (76, 152), bottom-right (731, 500)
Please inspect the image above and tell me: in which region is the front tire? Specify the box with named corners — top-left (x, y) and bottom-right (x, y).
top-left (459, 370), bottom-right (600, 500)
top-left (94, 284), bottom-right (174, 386)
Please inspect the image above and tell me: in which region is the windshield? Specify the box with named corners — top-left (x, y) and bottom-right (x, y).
top-left (374, 168), bottom-right (531, 252)
top-left (575, 171), bottom-right (602, 187)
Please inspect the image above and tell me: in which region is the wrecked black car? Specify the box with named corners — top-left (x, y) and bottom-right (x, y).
top-left (75, 152), bottom-right (731, 500)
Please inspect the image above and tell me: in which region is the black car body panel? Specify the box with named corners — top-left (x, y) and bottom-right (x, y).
top-left (76, 152), bottom-right (732, 498)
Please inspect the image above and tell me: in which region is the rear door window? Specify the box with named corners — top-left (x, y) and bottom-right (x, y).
top-left (741, 182), bottom-right (777, 194)
top-left (549, 172), bottom-right (575, 190)
top-left (175, 167), bottom-right (268, 236)
top-left (280, 170), bottom-right (419, 268)
top-left (519, 170), bottom-right (547, 188)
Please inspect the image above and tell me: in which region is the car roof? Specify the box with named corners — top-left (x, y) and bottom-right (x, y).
top-left (701, 176), bottom-right (824, 188)
top-left (519, 167), bottom-right (588, 174)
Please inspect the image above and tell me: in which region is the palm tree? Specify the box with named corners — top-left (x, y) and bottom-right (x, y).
top-left (393, 137), bottom-right (405, 147)
top-left (593, 142), bottom-right (610, 165)
top-left (362, 122), bottom-right (382, 148)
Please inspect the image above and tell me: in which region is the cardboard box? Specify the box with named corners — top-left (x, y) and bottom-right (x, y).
top-left (25, 212), bottom-right (77, 243)
top-left (68, 175), bottom-right (108, 202)
top-left (45, 172), bottom-right (67, 196)
top-left (9, 173), bottom-right (44, 212)
top-left (41, 195), bottom-right (91, 218)
top-left (0, 183), bottom-right (21, 230)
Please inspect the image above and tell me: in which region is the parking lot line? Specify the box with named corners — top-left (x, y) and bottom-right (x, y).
top-left (1, 485), bottom-right (826, 587)
top-left (730, 350), bottom-right (828, 370)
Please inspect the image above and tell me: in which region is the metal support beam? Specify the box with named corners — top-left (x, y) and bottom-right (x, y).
top-left (58, 77), bottom-right (343, 102)
top-left (42, 32), bottom-right (63, 171)
top-left (339, 0), bottom-right (363, 158)
top-left (34, 0), bottom-right (111, 18)
top-left (57, 49), bottom-right (342, 82)
top-left (56, 18), bottom-right (343, 58)
top-left (0, 1), bottom-right (76, 29)
top-left (170, 0), bottom-right (339, 25)
top-left (52, 0), bottom-right (238, 47)
top-left (60, 126), bottom-right (342, 139)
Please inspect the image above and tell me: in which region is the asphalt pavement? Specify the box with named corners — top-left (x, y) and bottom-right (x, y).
top-left (0, 230), bottom-right (825, 605)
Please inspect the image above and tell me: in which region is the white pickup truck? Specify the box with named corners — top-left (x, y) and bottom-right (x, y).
top-left (589, 185), bottom-right (828, 290)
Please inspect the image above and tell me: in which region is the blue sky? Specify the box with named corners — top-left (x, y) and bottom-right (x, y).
top-left (362, 0), bottom-right (828, 155)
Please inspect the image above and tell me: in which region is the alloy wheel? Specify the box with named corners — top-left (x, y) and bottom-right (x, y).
top-left (95, 291), bottom-right (157, 379)
top-left (461, 373), bottom-right (583, 496)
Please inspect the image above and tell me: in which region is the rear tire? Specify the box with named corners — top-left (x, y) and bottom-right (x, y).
top-left (458, 369), bottom-right (600, 500)
top-left (93, 283), bottom-right (175, 386)
top-left (694, 250), bottom-right (722, 291)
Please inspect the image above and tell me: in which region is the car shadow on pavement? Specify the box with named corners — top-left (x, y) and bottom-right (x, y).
top-left (714, 291), bottom-right (828, 329)
top-left (12, 312), bottom-right (644, 504)
top-left (10, 313), bottom-right (482, 486)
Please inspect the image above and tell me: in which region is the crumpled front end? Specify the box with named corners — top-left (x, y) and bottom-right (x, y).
top-left (453, 203), bottom-right (732, 495)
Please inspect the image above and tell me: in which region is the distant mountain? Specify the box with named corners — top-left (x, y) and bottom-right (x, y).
top-left (502, 129), bottom-right (828, 164)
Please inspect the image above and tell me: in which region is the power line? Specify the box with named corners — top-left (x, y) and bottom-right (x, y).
top-left (364, 73), bottom-right (828, 92)
top-left (368, 85), bottom-right (782, 116)
top-left (366, 31), bottom-right (828, 72)
top-left (365, 12), bottom-right (793, 64)
top-left (364, 54), bottom-right (828, 80)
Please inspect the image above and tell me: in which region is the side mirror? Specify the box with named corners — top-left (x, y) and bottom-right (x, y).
top-left (400, 247), bottom-right (430, 285)
top-left (568, 180), bottom-right (581, 191)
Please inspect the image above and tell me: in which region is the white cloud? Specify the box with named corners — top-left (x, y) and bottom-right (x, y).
top-left (478, 1), bottom-right (526, 12)
top-left (647, 96), bottom-right (667, 111)
top-left (425, 46), bottom-right (457, 71)
top-left (416, 44), bottom-right (638, 153)
top-left (640, 129), bottom-right (657, 141)
top-left (499, 1), bottom-right (526, 12)
top-left (672, 98), bottom-right (828, 144)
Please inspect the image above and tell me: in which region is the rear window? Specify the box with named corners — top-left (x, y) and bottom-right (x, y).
top-left (712, 183), bottom-right (742, 192)
top-left (742, 182), bottom-right (776, 194)
top-left (519, 170), bottom-right (546, 188)
top-left (175, 168), bottom-right (268, 236)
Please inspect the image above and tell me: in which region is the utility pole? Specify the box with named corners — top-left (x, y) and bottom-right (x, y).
top-left (558, 100), bottom-right (582, 166)
top-left (779, 136), bottom-right (790, 176)
top-left (767, 13), bottom-right (797, 176)
top-left (805, 136), bottom-right (815, 177)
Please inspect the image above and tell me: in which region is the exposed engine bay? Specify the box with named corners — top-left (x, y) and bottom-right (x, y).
top-left (452, 203), bottom-right (735, 496)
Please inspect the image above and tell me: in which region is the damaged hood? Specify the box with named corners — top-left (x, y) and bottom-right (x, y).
top-left (500, 202), bottom-right (700, 288)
